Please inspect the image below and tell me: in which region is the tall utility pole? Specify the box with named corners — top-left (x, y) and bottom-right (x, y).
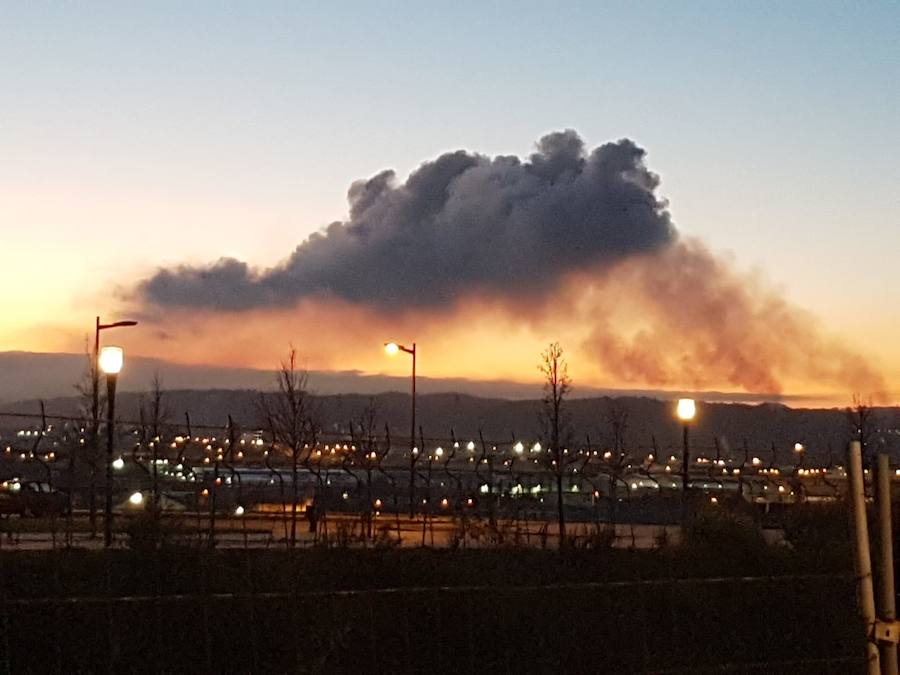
top-left (877, 452), bottom-right (898, 674)
top-left (409, 343), bottom-right (416, 518)
top-left (848, 440), bottom-right (880, 675)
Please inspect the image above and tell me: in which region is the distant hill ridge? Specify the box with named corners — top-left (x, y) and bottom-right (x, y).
top-left (0, 350), bottom-right (816, 405)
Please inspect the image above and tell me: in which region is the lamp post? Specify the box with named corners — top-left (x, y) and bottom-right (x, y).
top-left (100, 346), bottom-right (124, 548)
top-left (90, 317), bottom-right (137, 535)
top-left (793, 442), bottom-right (805, 466)
top-left (793, 442), bottom-right (806, 503)
top-left (385, 341), bottom-right (416, 517)
top-left (676, 398), bottom-right (696, 516)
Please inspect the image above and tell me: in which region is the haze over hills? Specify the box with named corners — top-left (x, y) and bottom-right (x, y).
top-left (0, 351), bottom-right (809, 406)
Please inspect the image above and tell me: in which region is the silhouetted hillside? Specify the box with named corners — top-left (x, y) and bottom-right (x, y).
top-left (0, 351), bottom-right (810, 405)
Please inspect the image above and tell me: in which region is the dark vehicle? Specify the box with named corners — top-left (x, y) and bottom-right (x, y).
top-left (0, 481), bottom-right (68, 518)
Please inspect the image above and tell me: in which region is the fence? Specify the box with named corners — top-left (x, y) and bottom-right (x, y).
top-left (0, 402), bottom-right (855, 556)
top-left (0, 564), bottom-right (863, 674)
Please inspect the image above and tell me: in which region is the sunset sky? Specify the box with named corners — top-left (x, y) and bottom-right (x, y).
top-left (2, 2), bottom-right (898, 405)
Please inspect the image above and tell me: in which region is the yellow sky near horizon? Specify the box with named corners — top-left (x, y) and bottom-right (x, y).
top-left (1, 253), bottom-right (895, 409)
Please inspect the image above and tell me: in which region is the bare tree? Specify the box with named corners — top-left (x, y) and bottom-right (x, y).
top-left (136, 374), bottom-right (168, 517)
top-left (605, 398), bottom-right (629, 457)
top-left (144, 373), bottom-right (168, 510)
top-left (259, 348), bottom-right (315, 548)
top-left (603, 398), bottom-right (629, 527)
top-left (847, 394), bottom-right (878, 466)
top-left (72, 348), bottom-right (102, 537)
top-left (538, 342), bottom-right (572, 550)
top-left (345, 398), bottom-right (381, 540)
top-left (30, 401), bottom-right (58, 548)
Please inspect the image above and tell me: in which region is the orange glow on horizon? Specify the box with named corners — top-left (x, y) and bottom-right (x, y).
top-left (1, 244), bottom-right (896, 407)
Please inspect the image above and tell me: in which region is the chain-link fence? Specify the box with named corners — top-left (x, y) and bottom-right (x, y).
top-left (0, 405), bottom-right (858, 554)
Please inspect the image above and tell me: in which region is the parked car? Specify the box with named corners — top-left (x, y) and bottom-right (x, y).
top-left (0, 481), bottom-right (68, 517)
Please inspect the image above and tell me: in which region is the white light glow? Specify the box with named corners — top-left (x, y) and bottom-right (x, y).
top-left (99, 346), bottom-right (124, 375)
top-left (676, 398), bottom-right (696, 421)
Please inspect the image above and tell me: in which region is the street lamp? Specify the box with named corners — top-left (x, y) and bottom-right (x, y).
top-left (385, 341), bottom-right (416, 517)
top-left (90, 317), bottom-right (137, 535)
top-left (676, 398), bottom-right (696, 511)
top-left (793, 442), bottom-right (806, 503)
top-left (100, 345), bottom-right (124, 548)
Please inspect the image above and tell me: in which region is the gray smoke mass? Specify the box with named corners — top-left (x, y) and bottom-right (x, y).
top-left (140, 130), bottom-right (676, 309)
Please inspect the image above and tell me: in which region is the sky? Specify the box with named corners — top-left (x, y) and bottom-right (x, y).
top-left (1, 2), bottom-right (898, 405)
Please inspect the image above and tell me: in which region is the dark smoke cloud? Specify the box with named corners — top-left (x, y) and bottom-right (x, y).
top-left (140, 130), bottom-right (675, 309)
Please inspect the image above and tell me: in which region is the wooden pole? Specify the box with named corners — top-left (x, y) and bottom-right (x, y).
top-left (877, 452), bottom-right (898, 675)
top-left (849, 440), bottom-right (880, 674)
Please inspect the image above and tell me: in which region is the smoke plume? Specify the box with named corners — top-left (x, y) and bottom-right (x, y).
top-left (573, 240), bottom-right (885, 396)
top-left (135, 130), bottom-right (885, 398)
top-left (141, 131), bottom-right (674, 309)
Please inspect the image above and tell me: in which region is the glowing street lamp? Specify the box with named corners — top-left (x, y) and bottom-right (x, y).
top-left (793, 442), bottom-right (805, 468)
top-left (384, 340), bottom-right (417, 517)
top-left (89, 317), bottom-right (137, 536)
top-left (676, 398), bottom-right (696, 511)
top-left (99, 346), bottom-right (124, 375)
top-left (792, 442), bottom-right (807, 502)
top-left (676, 398), bottom-right (696, 422)
top-left (100, 346), bottom-right (124, 547)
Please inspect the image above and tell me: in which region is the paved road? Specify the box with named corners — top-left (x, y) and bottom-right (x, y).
top-left (0, 512), bottom-right (683, 550)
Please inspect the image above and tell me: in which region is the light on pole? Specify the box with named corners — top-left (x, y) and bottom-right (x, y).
top-left (676, 398), bottom-right (696, 512)
top-left (100, 346), bottom-right (124, 548)
top-left (90, 317), bottom-right (137, 535)
top-left (385, 341), bottom-right (416, 517)
top-left (793, 441), bottom-right (806, 503)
